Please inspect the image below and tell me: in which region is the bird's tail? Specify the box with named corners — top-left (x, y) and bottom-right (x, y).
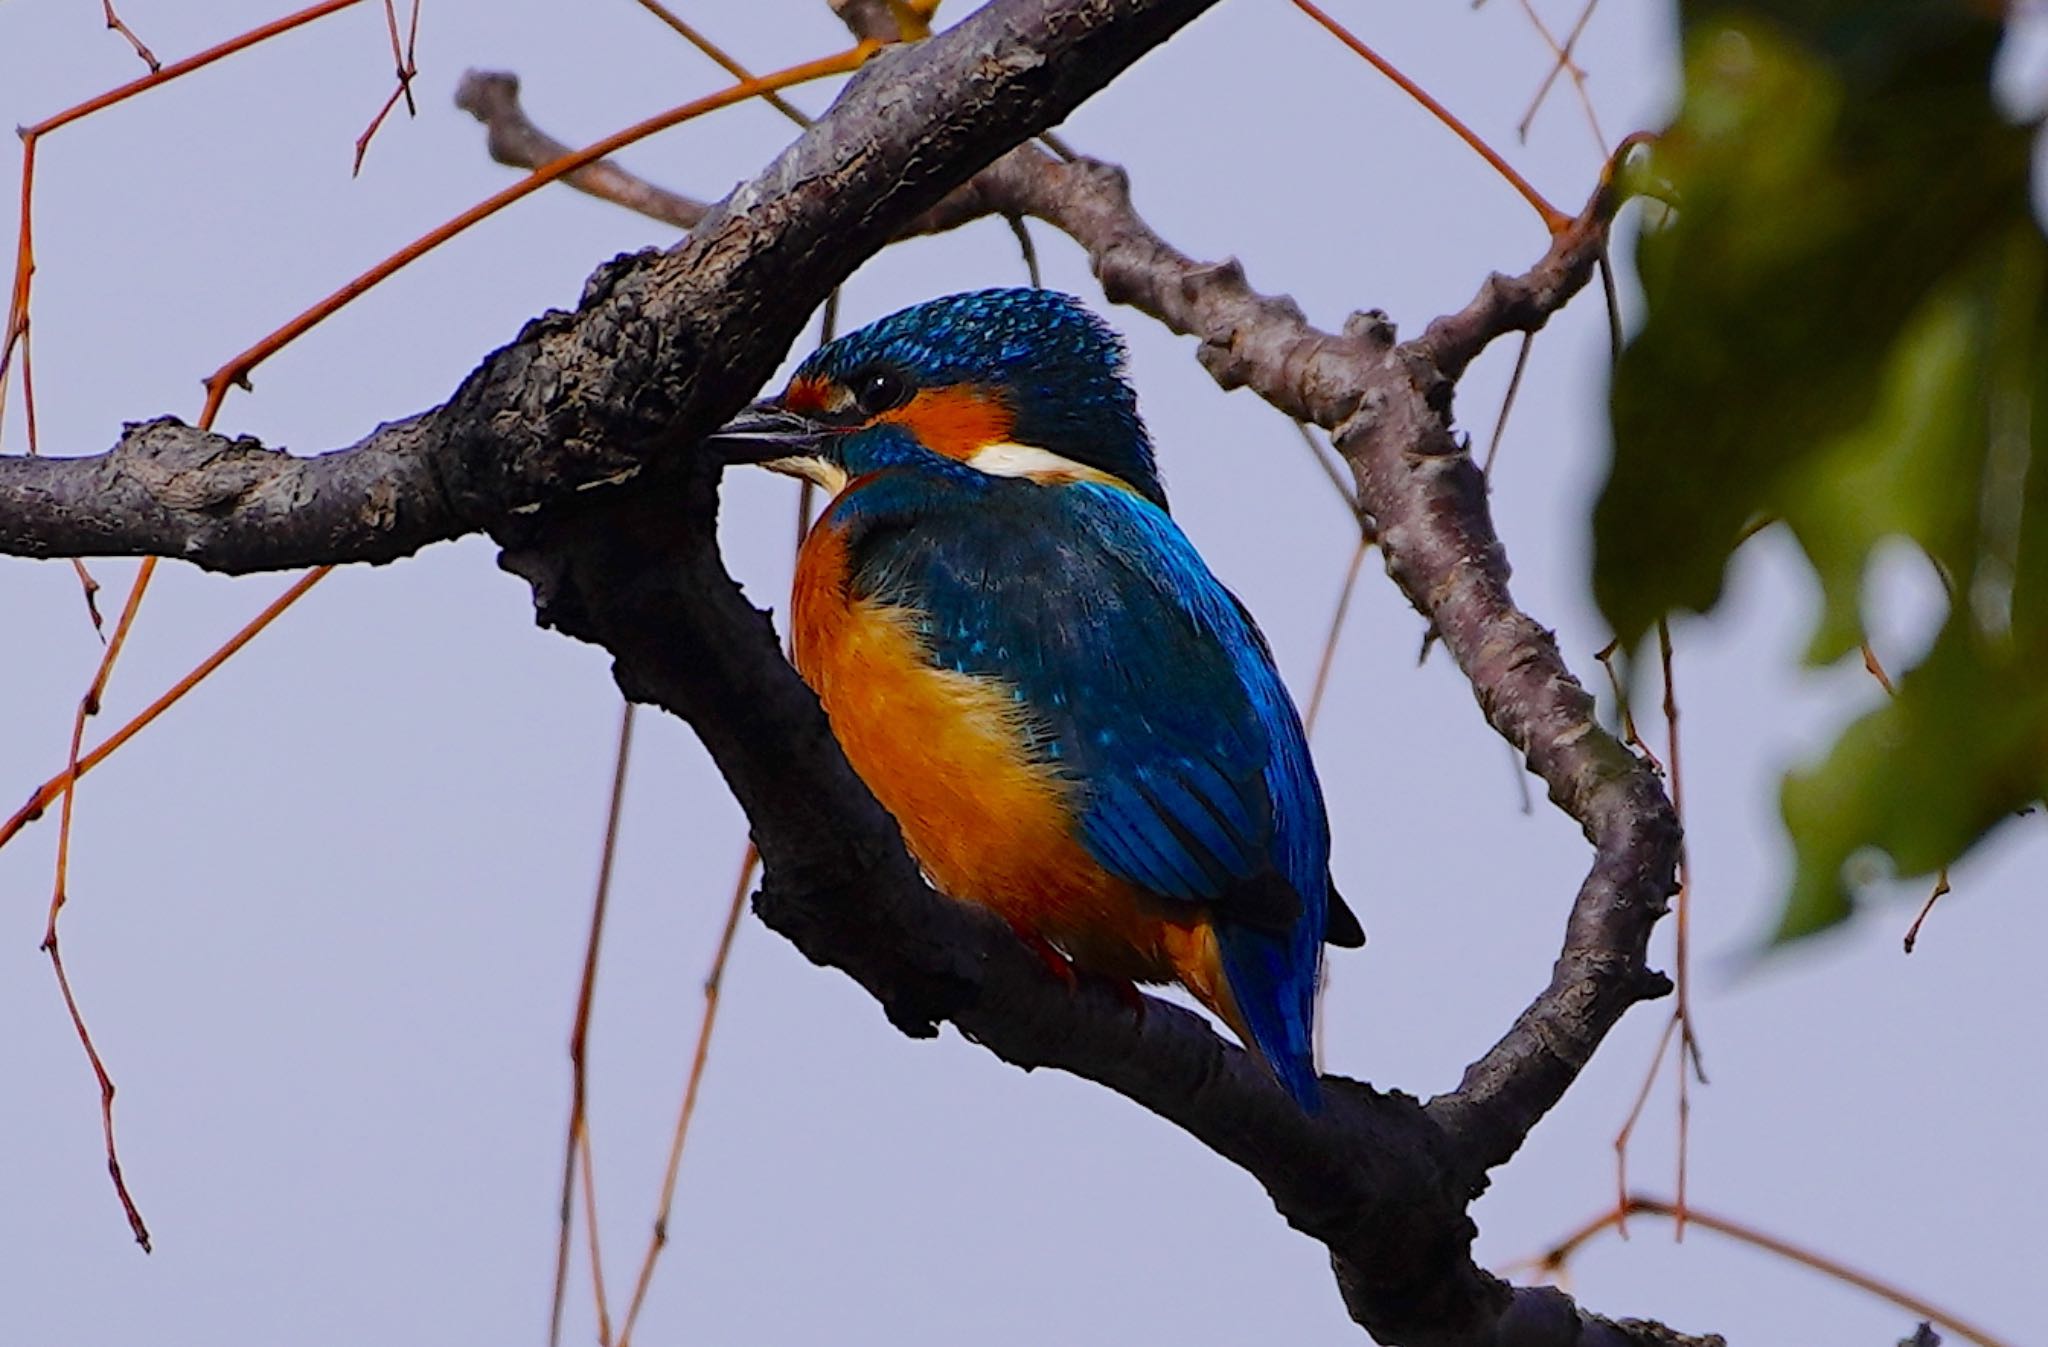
top-left (1171, 920), bottom-right (1322, 1110)
top-left (1217, 923), bottom-right (1322, 1110)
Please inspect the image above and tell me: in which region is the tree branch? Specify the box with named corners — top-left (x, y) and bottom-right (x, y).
top-left (0, 2), bottom-right (1697, 1341)
top-left (453, 70), bottom-right (710, 231)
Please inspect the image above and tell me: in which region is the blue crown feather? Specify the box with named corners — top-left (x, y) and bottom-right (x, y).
top-left (797, 289), bottom-right (1167, 507)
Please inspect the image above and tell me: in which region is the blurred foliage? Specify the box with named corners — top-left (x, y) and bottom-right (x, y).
top-left (1596, 1), bottom-right (2047, 940)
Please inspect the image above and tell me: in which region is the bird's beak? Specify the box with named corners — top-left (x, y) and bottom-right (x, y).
top-left (704, 401), bottom-right (829, 465)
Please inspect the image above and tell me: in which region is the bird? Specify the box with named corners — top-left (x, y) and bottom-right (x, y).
top-left (710, 288), bottom-right (1362, 1108)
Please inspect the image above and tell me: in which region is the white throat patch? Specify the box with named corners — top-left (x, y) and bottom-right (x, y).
top-left (761, 455), bottom-right (850, 494)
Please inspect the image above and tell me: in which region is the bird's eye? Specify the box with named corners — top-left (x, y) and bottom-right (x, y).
top-left (851, 368), bottom-right (911, 416)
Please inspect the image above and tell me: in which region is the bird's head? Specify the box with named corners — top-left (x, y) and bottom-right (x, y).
top-left (710, 288), bottom-right (1165, 508)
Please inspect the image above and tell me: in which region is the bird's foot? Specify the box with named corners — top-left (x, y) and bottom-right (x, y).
top-left (1007, 920), bottom-right (1078, 990)
top-left (1105, 976), bottom-right (1147, 1030)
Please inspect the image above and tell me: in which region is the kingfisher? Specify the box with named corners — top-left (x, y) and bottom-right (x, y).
top-left (711, 288), bottom-right (1362, 1108)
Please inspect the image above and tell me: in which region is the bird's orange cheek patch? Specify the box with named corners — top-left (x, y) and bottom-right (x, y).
top-left (783, 376), bottom-right (831, 414)
top-left (877, 386), bottom-right (1015, 460)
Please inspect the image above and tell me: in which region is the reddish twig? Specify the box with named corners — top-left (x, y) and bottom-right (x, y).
top-left (351, 0), bottom-right (423, 176)
top-left (632, 1), bottom-right (812, 128)
top-left (577, 1124), bottom-right (614, 1346)
top-left (7, 320), bottom-right (103, 629)
top-left (550, 701), bottom-right (636, 1347)
top-left (614, 844), bottom-right (756, 1347)
top-left (0, 569), bottom-right (330, 853)
top-left (211, 40), bottom-right (879, 414)
top-left (17, 563), bottom-right (327, 1245)
top-left (1525, 1194), bottom-right (2016, 1347)
top-left (41, 920), bottom-right (150, 1249)
top-left (4, 2), bottom-right (371, 457)
top-left (1593, 638), bottom-right (1662, 773)
top-left (1608, 1013), bottom-right (1676, 1237)
top-left (1289, 0), bottom-right (1569, 232)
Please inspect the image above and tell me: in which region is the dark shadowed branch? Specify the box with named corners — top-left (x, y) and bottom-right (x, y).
top-left (0, 1), bottom-right (1698, 1342)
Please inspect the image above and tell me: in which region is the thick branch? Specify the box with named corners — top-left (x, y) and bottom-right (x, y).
top-left (0, 3), bottom-right (1696, 1342)
top-left (0, 414), bottom-right (453, 569)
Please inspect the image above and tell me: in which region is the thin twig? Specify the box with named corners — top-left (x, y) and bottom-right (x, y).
top-left (1007, 213), bottom-right (1042, 288)
top-left (1609, 1013), bottom-right (1677, 1236)
top-left (0, 569), bottom-right (331, 854)
top-left (1292, 420), bottom-right (1363, 519)
top-left (550, 702), bottom-right (636, 1347)
top-left (1597, 248), bottom-right (1622, 364)
top-left (1511, 0), bottom-right (1603, 150)
top-left (1902, 872), bottom-right (1952, 954)
top-left (1304, 532), bottom-right (1371, 739)
top-left (1593, 638), bottom-right (1661, 773)
top-left (1656, 619), bottom-right (1708, 1239)
top-left (633, 0), bottom-right (813, 127)
top-left (4, 28), bottom-right (376, 1159)
top-left (1860, 642), bottom-right (1955, 952)
top-left (230, 45), bottom-right (878, 413)
top-left (1480, 331), bottom-right (1534, 479)
top-left (614, 846), bottom-right (756, 1347)
top-left (578, 1122), bottom-right (615, 1346)
top-left (41, 926), bottom-right (149, 1249)
top-left (98, 0), bottom-right (161, 72)
top-left (1290, 0), bottom-right (1568, 231)
top-left (352, 0), bottom-right (422, 176)
top-left (10, 323), bottom-right (103, 630)
top-left (1528, 1195), bottom-right (2017, 1347)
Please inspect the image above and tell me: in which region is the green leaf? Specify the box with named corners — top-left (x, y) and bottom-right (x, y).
top-left (1594, 3), bottom-right (2048, 940)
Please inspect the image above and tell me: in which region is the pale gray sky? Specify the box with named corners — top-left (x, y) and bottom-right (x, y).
top-left (1, 3), bottom-right (2040, 1345)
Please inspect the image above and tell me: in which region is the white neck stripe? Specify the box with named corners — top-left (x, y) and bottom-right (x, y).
top-left (965, 441), bottom-right (1101, 480)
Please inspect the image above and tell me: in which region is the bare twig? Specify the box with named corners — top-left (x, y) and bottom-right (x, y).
top-left (98, 0), bottom-right (161, 72)
top-left (352, 0), bottom-right (422, 175)
top-left (1481, 332), bottom-right (1535, 479)
top-left (1007, 213), bottom-right (1043, 288)
top-left (1292, 419), bottom-right (1364, 519)
top-left (1528, 1195), bottom-right (2015, 1347)
top-left (550, 702), bottom-right (636, 1347)
top-left (1860, 643), bottom-right (1955, 952)
top-left (1304, 532), bottom-right (1372, 739)
top-left (1511, 0), bottom-right (1604, 149)
top-left (615, 846), bottom-right (754, 1347)
top-left (632, 1), bottom-right (812, 128)
top-left (1656, 619), bottom-right (1708, 1236)
top-left (1291, 0), bottom-right (1568, 231)
top-left (1902, 872), bottom-right (1952, 954)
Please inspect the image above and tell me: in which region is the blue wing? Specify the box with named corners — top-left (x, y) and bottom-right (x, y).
top-left (844, 470), bottom-right (1334, 1104)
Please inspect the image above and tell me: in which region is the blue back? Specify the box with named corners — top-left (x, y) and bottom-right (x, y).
top-left (826, 439), bottom-right (1331, 1105)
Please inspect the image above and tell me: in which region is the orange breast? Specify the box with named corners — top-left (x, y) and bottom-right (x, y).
top-left (789, 517), bottom-right (1237, 1006)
